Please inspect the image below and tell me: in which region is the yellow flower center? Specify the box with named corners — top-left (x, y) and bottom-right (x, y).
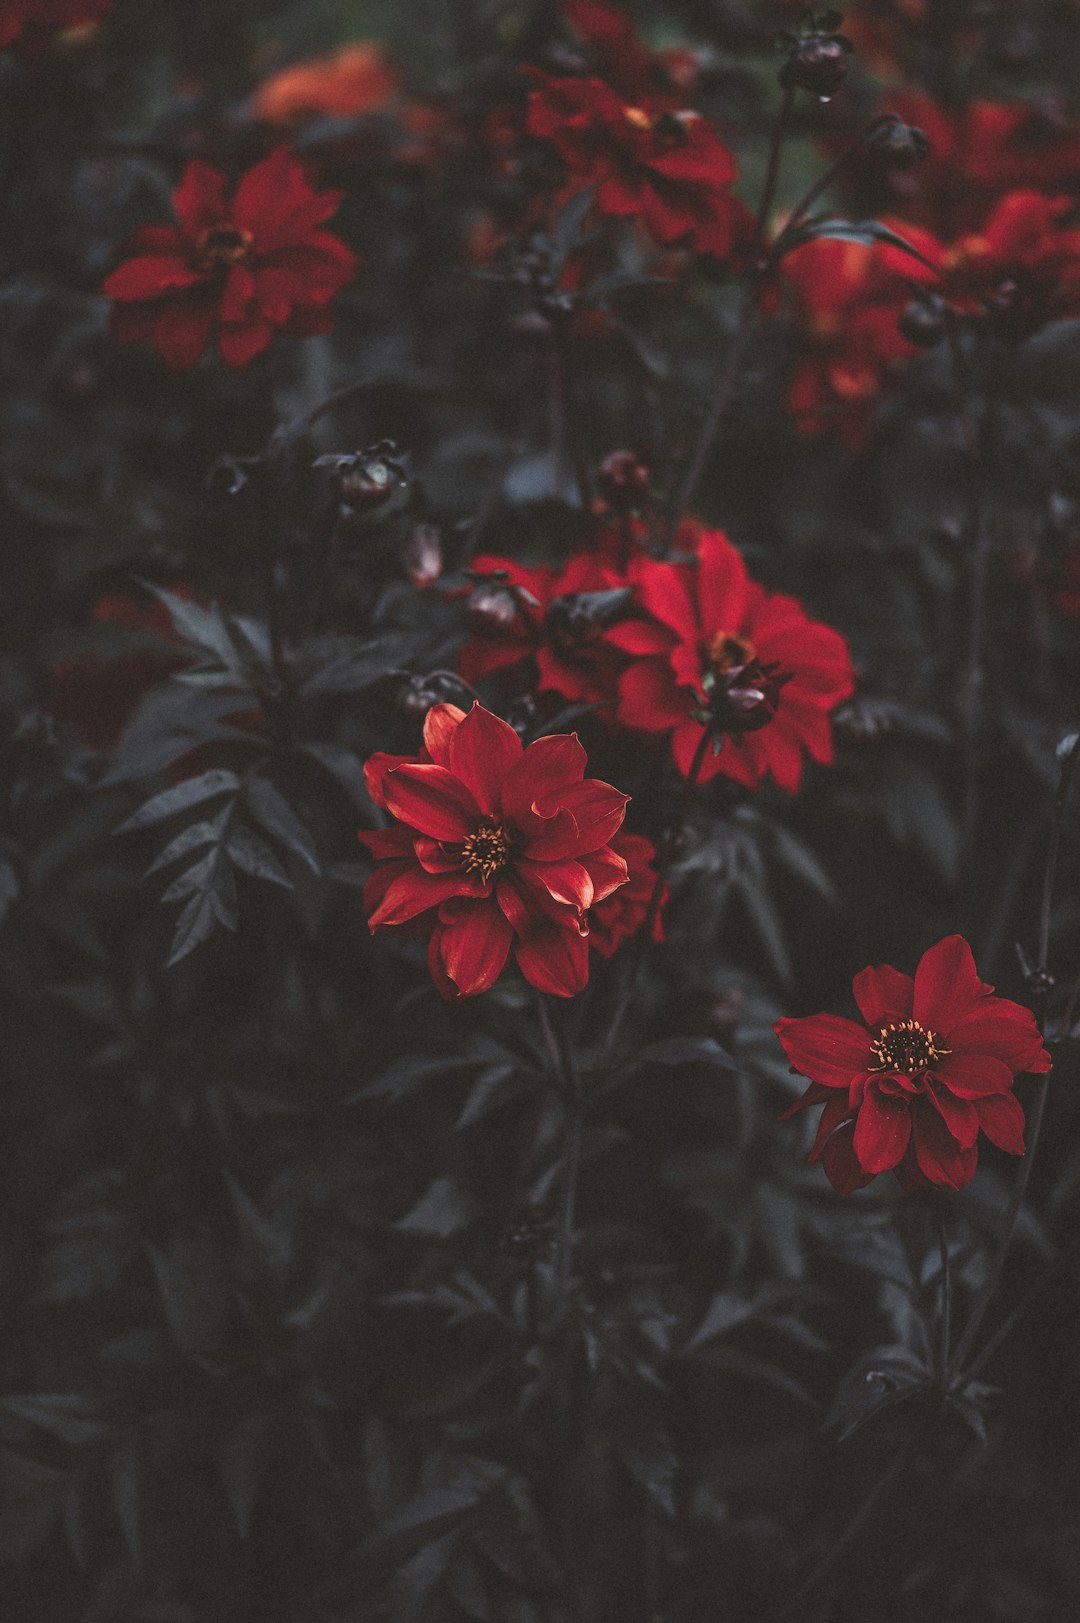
top-left (461, 823), bottom-right (511, 883)
top-left (869, 1019), bottom-right (950, 1074)
top-left (706, 630), bottom-right (755, 674)
top-left (194, 225), bottom-right (254, 273)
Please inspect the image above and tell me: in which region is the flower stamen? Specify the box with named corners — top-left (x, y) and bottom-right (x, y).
top-left (705, 629), bottom-right (755, 674)
top-left (869, 1018), bottom-right (950, 1074)
top-left (194, 225), bottom-right (254, 273)
top-left (461, 823), bottom-right (511, 883)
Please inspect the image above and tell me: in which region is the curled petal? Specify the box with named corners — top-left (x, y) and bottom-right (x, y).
top-left (381, 763), bottom-right (480, 841)
top-left (368, 867), bottom-right (481, 930)
top-left (364, 751), bottom-right (415, 809)
top-left (514, 922), bottom-right (590, 997)
top-left (516, 856), bottom-right (594, 913)
top-left (422, 704), bottom-right (466, 767)
top-left (503, 733), bottom-right (588, 825)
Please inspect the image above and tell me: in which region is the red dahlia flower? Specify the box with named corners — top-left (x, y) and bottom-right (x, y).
top-left (360, 702), bottom-right (629, 999)
top-left (612, 522), bottom-right (855, 790)
top-left (103, 150), bottom-right (358, 369)
top-left (936, 191), bottom-right (1080, 340)
top-left (458, 546), bottom-right (628, 707)
top-left (525, 71), bottom-right (749, 261)
top-left (776, 935), bottom-right (1051, 1194)
top-left (587, 830), bottom-right (664, 957)
top-left (780, 226), bottom-right (940, 442)
top-left (0, 0), bottom-right (109, 58)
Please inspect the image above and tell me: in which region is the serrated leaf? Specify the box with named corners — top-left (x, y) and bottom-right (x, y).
top-left (144, 812), bottom-right (230, 876)
top-left (244, 777), bottom-right (320, 874)
top-left (118, 770), bottom-right (241, 833)
top-left (167, 880), bottom-right (237, 966)
top-left (140, 584), bottom-right (244, 673)
top-left (226, 824), bottom-right (291, 887)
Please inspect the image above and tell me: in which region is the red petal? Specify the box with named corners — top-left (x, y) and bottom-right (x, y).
top-left (912, 1103), bottom-right (978, 1189)
top-left (103, 256), bottom-right (204, 300)
top-left (774, 1013), bottom-right (872, 1087)
top-left (220, 264), bottom-right (256, 325)
top-left (173, 161), bottom-right (228, 235)
top-left (381, 763), bottom-right (480, 841)
top-left (219, 320), bottom-right (273, 368)
top-left (932, 1052), bottom-right (1014, 1098)
top-left (821, 1119), bottom-right (875, 1194)
top-left (807, 1094), bottom-right (851, 1158)
top-left (357, 827), bottom-right (413, 860)
top-left (364, 751), bottom-right (415, 809)
top-left (694, 528), bottom-right (751, 641)
top-left (780, 1080), bottom-right (833, 1121)
top-left (422, 703), bottom-right (466, 767)
top-left (617, 658), bottom-right (684, 733)
top-left (853, 1087), bottom-right (912, 1172)
top-left (438, 901), bottom-right (513, 996)
top-left (532, 776), bottom-right (628, 857)
top-left (153, 298), bottom-right (217, 369)
top-left (975, 1091), bottom-right (1026, 1155)
top-left (852, 964), bottom-right (915, 1029)
top-left (449, 703), bottom-right (522, 816)
top-left (947, 1000), bottom-right (1051, 1073)
top-left (579, 844), bottom-right (629, 904)
top-left (926, 1081), bottom-right (979, 1148)
top-left (628, 555), bottom-right (699, 641)
top-left (515, 922), bottom-right (590, 997)
top-left (368, 867), bottom-right (480, 929)
top-left (503, 733), bottom-right (588, 824)
top-left (913, 934), bottom-right (990, 1036)
top-left (516, 856), bottom-right (594, 912)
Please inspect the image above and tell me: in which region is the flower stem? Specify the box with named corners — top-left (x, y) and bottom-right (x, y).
top-left (601, 725), bottom-right (712, 1063)
top-left (754, 84), bottom-right (795, 258)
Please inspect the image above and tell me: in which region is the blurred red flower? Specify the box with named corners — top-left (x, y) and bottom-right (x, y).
top-left (935, 190), bottom-right (1080, 339)
top-left (525, 71), bottom-right (749, 261)
top-left (361, 703), bottom-right (629, 998)
top-left (613, 522), bottom-right (855, 790)
top-left (103, 149), bottom-right (358, 369)
top-left (776, 935), bottom-right (1051, 1194)
top-left (562, 0), bottom-right (700, 107)
top-left (458, 544), bottom-right (628, 708)
top-left (587, 830), bottom-right (664, 957)
top-left (0, 0), bottom-right (109, 57)
top-left (780, 226), bottom-right (939, 441)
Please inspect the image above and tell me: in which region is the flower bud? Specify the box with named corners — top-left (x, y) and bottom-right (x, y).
top-left (543, 587), bottom-right (632, 653)
top-left (780, 34), bottom-right (851, 99)
top-left (868, 119), bottom-right (929, 172)
top-left (899, 292), bottom-right (947, 348)
top-left (697, 657), bottom-right (792, 741)
top-left (400, 523), bottom-right (443, 589)
top-left (597, 450), bottom-right (650, 511)
top-left (464, 581), bottom-right (520, 637)
top-left (314, 440), bottom-right (406, 513)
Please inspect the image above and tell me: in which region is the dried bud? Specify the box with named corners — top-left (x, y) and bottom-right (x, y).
top-left (543, 587), bottom-right (632, 653)
top-left (780, 34), bottom-right (852, 99)
top-left (464, 581), bottom-right (520, 637)
top-left (868, 119), bottom-right (929, 171)
top-left (696, 657), bottom-right (792, 741)
top-left (314, 440), bottom-right (407, 513)
top-left (597, 450), bottom-right (651, 511)
top-left (401, 523), bottom-right (443, 589)
top-left (899, 292), bottom-right (947, 348)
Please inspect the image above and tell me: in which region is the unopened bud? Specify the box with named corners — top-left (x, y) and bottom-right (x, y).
top-left (697, 657), bottom-right (792, 741)
top-left (780, 35), bottom-right (851, 99)
top-left (464, 581), bottom-right (520, 637)
top-left (401, 523), bottom-right (443, 589)
top-left (314, 440), bottom-right (407, 513)
top-left (597, 450), bottom-right (650, 511)
top-left (543, 587), bottom-right (632, 653)
top-left (869, 119), bottom-right (929, 171)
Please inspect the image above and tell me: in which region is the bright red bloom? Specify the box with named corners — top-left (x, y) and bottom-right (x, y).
top-left (458, 544), bottom-right (628, 708)
top-left (612, 522), bottom-right (855, 791)
top-left (780, 225), bottom-right (940, 442)
top-left (587, 830), bottom-right (664, 957)
top-left (103, 149), bottom-right (358, 369)
top-left (0, 0), bottom-right (108, 57)
top-left (525, 71), bottom-right (749, 261)
top-left (935, 190), bottom-right (1080, 339)
top-left (361, 703), bottom-right (629, 999)
top-left (776, 935), bottom-right (1051, 1194)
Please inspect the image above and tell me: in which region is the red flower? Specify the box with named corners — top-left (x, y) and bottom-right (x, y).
top-left (0, 0), bottom-right (109, 58)
top-left (587, 830), bottom-right (664, 957)
top-left (103, 149), bottom-right (358, 369)
top-left (360, 703), bottom-right (629, 999)
top-left (780, 225), bottom-right (940, 442)
top-left (525, 71), bottom-right (749, 261)
top-left (562, 1), bottom-right (699, 107)
top-left (458, 544), bottom-right (628, 708)
top-left (612, 521), bottom-right (855, 791)
top-left (776, 935), bottom-right (1051, 1194)
top-left (935, 190), bottom-right (1080, 339)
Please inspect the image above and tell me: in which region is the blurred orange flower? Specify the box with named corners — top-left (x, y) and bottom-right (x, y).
top-left (253, 41), bottom-right (399, 126)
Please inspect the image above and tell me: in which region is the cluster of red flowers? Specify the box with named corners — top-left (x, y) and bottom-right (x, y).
top-left (461, 520), bottom-right (854, 792)
top-left (103, 149), bottom-right (358, 369)
top-left (777, 936), bottom-right (1051, 1193)
top-left (0, 0), bottom-right (109, 58)
top-left (360, 702), bottom-right (644, 999)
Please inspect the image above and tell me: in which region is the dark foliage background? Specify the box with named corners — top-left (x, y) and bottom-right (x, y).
top-left (3, 1), bottom-right (1080, 1619)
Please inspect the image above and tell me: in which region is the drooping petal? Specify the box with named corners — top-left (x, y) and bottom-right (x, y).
top-left (437, 900), bottom-right (514, 996)
top-left (516, 856), bottom-right (594, 912)
top-left (514, 921), bottom-right (590, 997)
top-left (578, 844), bottom-right (629, 905)
top-left (780, 1080), bottom-right (834, 1122)
top-left (367, 867), bottom-right (482, 930)
top-left (364, 751), bottom-right (415, 808)
top-left (381, 763), bottom-right (481, 841)
top-left (774, 1013), bottom-right (873, 1088)
top-left (852, 1087), bottom-right (912, 1173)
top-left (913, 934), bottom-right (991, 1035)
top-left (925, 1081), bottom-right (979, 1148)
top-left (448, 703), bottom-right (522, 815)
top-left (975, 1090), bottom-right (1026, 1155)
top-left (821, 1119), bottom-right (875, 1194)
top-left (912, 1102), bottom-right (978, 1189)
top-left (852, 964), bottom-right (915, 1029)
top-left (103, 255), bottom-right (205, 300)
